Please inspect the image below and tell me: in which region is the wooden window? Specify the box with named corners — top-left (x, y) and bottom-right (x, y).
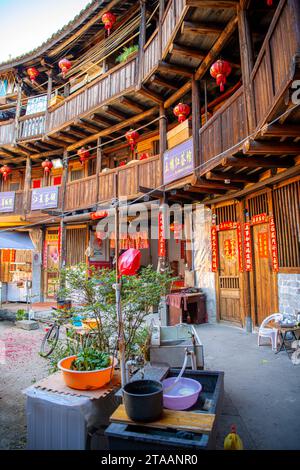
top-left (32, 179), bottom-right (41, 189)
top-left (273, 180), bottom-right (300, 269)
top-left (247, 192), bottom-right (268, 218)
top-left (66, 228), bottom-right (87, 266)
top-left (9, 182), bottom-right (20, 191)
top-left (70, 169), bottom-right (83, 182)
top-left (215, 203), bottom-right (237, 224)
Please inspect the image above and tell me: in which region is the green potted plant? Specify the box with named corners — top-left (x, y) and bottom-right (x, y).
top-left (15, 309), bottom-right (28, 321)
top-left (116, 45), bottom-right (138, 64)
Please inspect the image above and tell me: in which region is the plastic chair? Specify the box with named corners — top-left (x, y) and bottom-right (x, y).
top-left (257, 313), bottom-right (283, 351)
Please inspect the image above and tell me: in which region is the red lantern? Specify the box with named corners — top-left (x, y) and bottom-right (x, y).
top-left (102, 12), bottom-right (116, 35)
top-left (27, 67), bottom-right (39, 83)
top-left (267, 0), bottom-right (273, 5)
top-left (58, 58), bottom-right (72, 78)
top-left (125, 129), bottom-right (139, 151)
top-left (173, 102), bottom-right (191, 123)
top-left (118, 248), bottom-right (141, 276)
top-left (119, 161), bottom-right (126, 167)
top-left (210, 59), bottom-right (232, 92)
top-left (42, 159), bottom-right (53, 174)
top-left (0, 165), bottom-right (12, 182)
top-left (90, 210), bottom-right (108, 220)
top-left (139, 153), bottom-right (149, 161)
top-left (77, 147), bottom-right (90, 165)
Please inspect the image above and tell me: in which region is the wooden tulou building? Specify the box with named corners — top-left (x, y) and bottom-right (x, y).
top-left (0, 0), bottom-right (299, 329)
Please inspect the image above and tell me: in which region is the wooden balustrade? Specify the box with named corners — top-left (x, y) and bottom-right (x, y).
top-left (48, 57), bottom-right (137, 134)
top-left (162, 0), bottom-right (186, 55)
top-left (0, 120), bottom-right (15, 144)
top-left (18, 113), bottom-right (46, 140)
top-left (251, 0), bottom-right (298, 128)
top-left (64, 175), bottom-right (98, 211)
top-left (199, 87), bottom-right (246, 172)
top-left (143, 30), bottom-right (159, 80)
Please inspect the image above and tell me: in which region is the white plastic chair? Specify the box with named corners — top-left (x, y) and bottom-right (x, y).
top-left (257, 313), bottom-right (283, 351)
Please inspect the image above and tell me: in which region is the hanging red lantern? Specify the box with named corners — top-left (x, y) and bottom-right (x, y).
top-left (119, 161), bottom-right (126, 167)
top-left (118, 248), bottom-right (141, 276)
top-left (58, 58), bottom-right (72, 78)
top-left (77, 147), bottom-right (90, 165)
top-left (173, 102), bottom-right (191, 123)
top-left (266, 0), bottom-right (273, 5)
top-left (125, 129), bottom-right (139, 151)
top-left (139, 153), bottom-right (149, 161)
top-left (210, 59), bottom-right (232, 92)
top-left (27, 67), bottom-right (39, 83)
top-left (0, 165), bottom-right (12, 182)
top-left (102, 12), bottom-right (116, 35)
top-left (42, 159), bottom-right (53, 174)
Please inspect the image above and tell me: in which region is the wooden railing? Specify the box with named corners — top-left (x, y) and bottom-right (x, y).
top-left (199, 87), bottom-right (246, 172)
top-left (143, 30), bottom-right (159, 80)
top-left (0, 120), bottom-right (15, 144)
top-left (48, 57), bottom-right (137, 133)
top-left (162, 0), bottom-right (186, 55)
top-left (65, 175), bottom-right (98, 211)
top-left (251, 0), bottom-right (299, 128)
top-left (18, 113), bottom-right (46, 140)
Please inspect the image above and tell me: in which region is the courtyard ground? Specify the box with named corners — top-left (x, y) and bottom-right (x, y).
top-left (0, 318), bottom-right (299, 450)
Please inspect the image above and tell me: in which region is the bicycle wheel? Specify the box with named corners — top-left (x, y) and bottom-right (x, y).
top-left (40, 324), bottom-right (60, 357)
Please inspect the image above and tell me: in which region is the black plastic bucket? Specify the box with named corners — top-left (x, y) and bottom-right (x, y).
top-left (123, 380), bottom-right (163, 422)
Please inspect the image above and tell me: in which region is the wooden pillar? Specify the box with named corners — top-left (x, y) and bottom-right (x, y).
top-left (46, 69), bottom-right (53, 108)
top-left (238, 5), bottom-right (256, 133)
top-left (96, 137), bottom-right (102, 203)
top-left (59, 151), bottom-right (69, 275)
top-left (158, 0), bottom-right (165, 57)
top-left (14, 79), bottom-right (23, 143)
top-left (23, 155), bottom-right (32, 215)
top-left (137, 0), bottom-right (147, 88)
top-left (159, 104), bottom-right (167, 185)
top-left (192, 77), bottom-right (201, 177)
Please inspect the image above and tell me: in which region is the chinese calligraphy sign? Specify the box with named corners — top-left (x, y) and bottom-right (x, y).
top-left (211, 226), bottom-right (218, 272)
top-left (269, 216), bottom-right (279, 272)
top-left (163, 137), bottom-right (194, 185)
top-left (158, 211), bottom-right (166, 257)
top-left (223, 238), bottom-right (236, 261)
top-left (258, 231), bottom-right (269, 258)
top-left (244, 222), bottom-right (253, 271)
top-left (31, 186), bottom-right (59, 211)
top-left (0, 191), bottom-right (15, 213)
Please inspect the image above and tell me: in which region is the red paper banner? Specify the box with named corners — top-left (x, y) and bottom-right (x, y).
top-left (211, 226), bottom-right (218, 272)
top-left (180, 240), bottom-right (185, 260)
top-left (224, 238), bottom-right (236, 261)
top-left (269, 216), bottom-right (279, 272)
top-left (158, 211), bottom-right (166, 257)
top-left (258, 231), bottom-right (269, 258)
top-left (43, 240), bottom-right (48, 268)
top-left (217, 221), bottom-right (237, 231)
top-left (237, 222), bottom-right (243, 272)
top-left (251, 213), bottom-right (268, 225)
top-left (244, 222), bottom-right (253, 271)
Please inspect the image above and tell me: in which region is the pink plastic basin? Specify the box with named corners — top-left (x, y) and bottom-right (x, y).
top-left (162, 377), bottom-right (202, 410)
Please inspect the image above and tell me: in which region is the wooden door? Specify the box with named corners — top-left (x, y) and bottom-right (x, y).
top-left (252, 223), bottom-right (277, 325)
top-left (218, 229), bottom-right (242, 324)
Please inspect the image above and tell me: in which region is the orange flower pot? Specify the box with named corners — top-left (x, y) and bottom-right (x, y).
top-left (58, 355), bottom-right (117, 390)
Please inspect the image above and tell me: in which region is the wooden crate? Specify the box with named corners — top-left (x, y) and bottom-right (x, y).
top-left (167, 119), bottom-right (192, 149)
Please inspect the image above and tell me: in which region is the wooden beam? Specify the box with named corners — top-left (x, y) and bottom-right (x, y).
top-left (137, 0), bottom-right (147, 88)
top-left (119, 97), bottom-right (146, 113)
top-left (192, 78), bottom-right (201, 174)
top-left (183, 184), bottom-right (225, 194)
top-left (67, 107), bottom-right (158, 151)
top-left (139, 86), bottom-right (164, 105)
top-left (206, 170), bottom-right (258, 183)
top-left (139, 185), bottom-right (164, 198)
top-left (102, 106), bottom-right (128, 121)
top-left (195, 15), bottom-right (238, 80)
top-left (194, 178), bottom-right (242, 190)
top-left (150, 75), bottom-right (177, 90)
top-left (158, 61), bottom-right (194, 78)
top-left (74, 119), bottom-right (103, 133)
top-left (169, 43), bottom-right (205, 61)
top-left (243, 139), bottom-right (300, 155)
top-left (43, 136), bottom-right (67, 147)
top-left (259, 123), bottom-right (300, 138)
top-left (65, 127), bottom-right (90, 139)
top-left (222, 156), bottom-right (294, 168)
top-left (186, 0), bottom-right (238, 7)
top-left (57, 132), bottom-right (77, 143)
top-left (181, 21), bottom-right (224, 36)
top-left (164, 80), bottom-right (192, 109)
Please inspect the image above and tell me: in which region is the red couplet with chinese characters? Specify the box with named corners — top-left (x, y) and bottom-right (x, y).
top-left (269, 216), bottom-right (279, 272)
top-left (251, 213), bottom-right (268, 225)
top-left (258, 231), bottom-right (269, 258)
top-left (244, 222), bottom-right (253, 271)
top-left (158, 211), bottom-right (166, 257)
top-left (237, 223), bottom-right (243, 272)
top-left (211, 226), bottom-right (218, 272)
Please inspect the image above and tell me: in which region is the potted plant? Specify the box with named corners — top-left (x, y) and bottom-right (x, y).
top-left (116, 45), bottom-right (138, 64)
top-left (58, 347), bottom-right (117, 390)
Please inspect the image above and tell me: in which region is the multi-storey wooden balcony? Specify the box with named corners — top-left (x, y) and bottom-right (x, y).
top-left (0, 0), bottom-right (299, 219)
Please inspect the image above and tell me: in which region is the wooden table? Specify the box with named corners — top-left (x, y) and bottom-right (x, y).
top-left (274, 323), bottom-right (300, 355)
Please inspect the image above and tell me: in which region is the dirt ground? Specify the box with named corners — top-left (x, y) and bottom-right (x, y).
top-left (0, 320), bottom-right (48, 449)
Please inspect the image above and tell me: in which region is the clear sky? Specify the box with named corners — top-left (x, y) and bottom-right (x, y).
top-left (0, 0), bottom-right (91, 63)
